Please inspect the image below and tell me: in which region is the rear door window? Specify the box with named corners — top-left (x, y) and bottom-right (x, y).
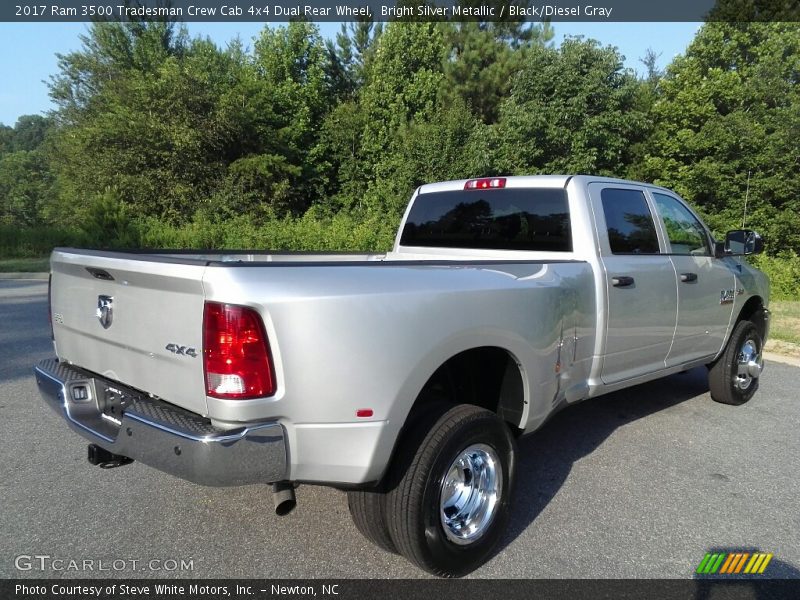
top-left (600, 188), bottom-right (660, 254)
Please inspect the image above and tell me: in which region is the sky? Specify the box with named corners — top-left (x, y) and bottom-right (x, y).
top-left (0, 21), bottom-right (701, 127)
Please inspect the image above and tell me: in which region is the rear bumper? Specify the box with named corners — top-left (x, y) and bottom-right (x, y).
top-left (34, 358), bottom-right (287, 486)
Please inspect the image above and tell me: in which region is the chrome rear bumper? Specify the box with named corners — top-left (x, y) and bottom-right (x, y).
top-left (34, 358), bottom-right (287, 486)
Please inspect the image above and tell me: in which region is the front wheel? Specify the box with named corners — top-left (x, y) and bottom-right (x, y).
top-left (384, 404), bottom-right (517, 577)
top-left (708, 320), bottom-right (764, 405)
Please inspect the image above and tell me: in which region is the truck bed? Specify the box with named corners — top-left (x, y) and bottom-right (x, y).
top-left (49, 247), bottom-right (595, 430)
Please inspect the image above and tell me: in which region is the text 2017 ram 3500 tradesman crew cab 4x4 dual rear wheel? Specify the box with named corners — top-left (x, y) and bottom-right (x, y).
top-left (35, 176), bottom-right (769, 576)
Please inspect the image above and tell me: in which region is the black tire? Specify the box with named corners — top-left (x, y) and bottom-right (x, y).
top-left (384, 404), bottom-right (517, 577)
top-left (708, 320), bottom-right (763, 405)
top-left (346, 400), bottom-right (450, 555)
top-left (347, 488), bottom-right (397, 554)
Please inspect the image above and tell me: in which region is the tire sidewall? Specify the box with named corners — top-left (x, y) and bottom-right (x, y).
top-left (723, 321), bottom-right (762, 405)
top-left (417, 413), bottom-right (516, 576)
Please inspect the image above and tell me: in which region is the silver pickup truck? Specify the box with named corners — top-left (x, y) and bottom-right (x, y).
top-left (35, 175), bottom-right (769, 576)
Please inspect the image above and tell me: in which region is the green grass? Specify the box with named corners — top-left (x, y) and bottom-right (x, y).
top-left (0, 257), bottom-right (50, 272)
top-left (770, 301), bottom-right (800, 346)
top-left (0, 224), bottom-right (87, 258)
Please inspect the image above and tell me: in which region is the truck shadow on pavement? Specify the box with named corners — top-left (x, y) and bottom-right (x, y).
top-left (496, 367), bottom-right (800, 581)
top-left (497, 366), bottom-right (716, 554)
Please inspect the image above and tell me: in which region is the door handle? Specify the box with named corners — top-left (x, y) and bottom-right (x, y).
top-left (611, 276), bottom-right (635, 287)
top-left (680, 272), bottom-right (698, 283)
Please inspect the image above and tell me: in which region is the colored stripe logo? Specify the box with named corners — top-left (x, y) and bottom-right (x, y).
top-left (696, 552), bottom-right (773, 574)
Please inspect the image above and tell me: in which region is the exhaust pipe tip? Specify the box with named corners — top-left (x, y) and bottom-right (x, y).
top-left (272, 481), bottom-right (297, 516)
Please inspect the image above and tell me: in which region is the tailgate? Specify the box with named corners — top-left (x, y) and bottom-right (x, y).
top-left (50, 250), bottom-right (209, 416)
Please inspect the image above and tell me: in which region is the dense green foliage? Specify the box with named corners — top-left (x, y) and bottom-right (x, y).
top-left (0, 20), bottom-right (798, 298)
top-left (637, 23), bottom-right (800, 252)
top-left (490, 37), bottom-right (650, 175)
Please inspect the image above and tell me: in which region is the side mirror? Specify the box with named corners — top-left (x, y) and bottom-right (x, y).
top-left (717, 229), bottom-right (764, 257)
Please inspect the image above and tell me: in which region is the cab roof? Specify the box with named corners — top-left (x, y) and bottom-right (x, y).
top-left (417, 175), bottom-right (674, 195)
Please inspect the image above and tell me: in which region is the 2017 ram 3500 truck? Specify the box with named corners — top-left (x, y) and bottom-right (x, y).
top-left (35, 175), bottom-right (769, 576)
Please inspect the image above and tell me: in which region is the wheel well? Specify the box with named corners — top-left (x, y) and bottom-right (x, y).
top-left (736, 296), bottom-right (767, 341)
top-left (407, 347), bottom-right (525, 434)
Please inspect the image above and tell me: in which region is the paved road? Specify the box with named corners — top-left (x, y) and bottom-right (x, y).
top-left (1, 280), bottom-right (798, 579)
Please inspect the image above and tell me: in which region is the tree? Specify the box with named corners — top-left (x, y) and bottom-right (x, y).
top-left (490, 37), bottom-right (649, 176)
top-left (247, 22), bottom-right (334, 215)
top-left (47, 21), bottom-right (328, 222)
top-left (47, 21), bottom-right (207, 221)
top-left (359, 22), bottom-right (447, 173)
top-left (4, 115), bottom-right (54, 152)
top-left (0, 115), bottom-right (57, 225)
top-left (0, 150), bottom-right (55, 226)
top-left (319, 22), bottom-right (450, 216)
top-left (326, 19), bottom-right (382, 102)
top-left (371, 97), bottom-right (484, 214)
top-left (639, 48), bottom-right (663, 87)
top-left (0, 115), bottom-right (54, 156)
top-left (441, 20), bottom-right (553, 123)
top-left (638, 23), bottom-right (800, 252)
top-left (0, 125), bottom-right (12, 154)
top-left (315, 100), bottom-right (371, 212)
top-left (50, 21), bottom-right (187, 123)
top-left (83, 187), bottom-right (139, 247)
top-left (216, 22), bottom-right (333, 217)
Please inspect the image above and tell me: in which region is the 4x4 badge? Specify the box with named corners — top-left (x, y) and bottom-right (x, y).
top-left (165, 343), bottom-right (197, 358)
top-left (96, 295), bottom-right (113, 329)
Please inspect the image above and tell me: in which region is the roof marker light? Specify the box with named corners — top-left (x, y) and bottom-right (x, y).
top-left (464, 178), bottom-right (506, 190)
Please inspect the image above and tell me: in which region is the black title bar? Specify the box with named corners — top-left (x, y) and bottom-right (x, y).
top-left (4, 579), bottom-right (800, 600)
top-left (3, 0), bottom-right (800, 22)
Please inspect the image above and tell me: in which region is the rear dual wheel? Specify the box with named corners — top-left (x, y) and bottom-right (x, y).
top-left (348, 404), bottom-right (516, 577)
top-left (347, 485), bottom-right (396, 554)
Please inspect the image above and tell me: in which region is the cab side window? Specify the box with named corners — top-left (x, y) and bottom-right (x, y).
top-left (652, 193), bottom-right (710, 256)
top-left (600, 188), bottom-right (660, 254)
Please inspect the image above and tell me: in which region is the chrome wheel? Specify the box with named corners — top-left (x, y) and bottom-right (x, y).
top-left (439, 443), bottom-right (502, 545)
top-left (709, 320), bottom-right (763, 406)
top-left (386, 405), bottom-right (516, 576)
top-left (734, 337), bottom-right (762, 391)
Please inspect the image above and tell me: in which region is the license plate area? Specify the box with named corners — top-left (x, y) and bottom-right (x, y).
top-left (61, 377), bottom-right (122, 441)
top-left (99, 384), bottom-right (135, 426)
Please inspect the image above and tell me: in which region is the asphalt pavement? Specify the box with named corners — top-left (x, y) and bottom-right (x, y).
top-left (1, 280), bottom-right (798, 579)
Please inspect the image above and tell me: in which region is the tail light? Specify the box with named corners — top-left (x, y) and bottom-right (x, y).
top-left (464, 177), bottom-right (506, 190)
top-left (203, 302), bottom-right (276, 399)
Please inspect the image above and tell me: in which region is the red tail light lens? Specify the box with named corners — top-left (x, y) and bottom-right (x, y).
top-left (464, 178), bottom-right (506, 190)
top-left (203, 302), bottom-right (276, 399)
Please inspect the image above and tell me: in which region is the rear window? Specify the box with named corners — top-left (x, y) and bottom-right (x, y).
top-left (399, 188), bottom-right (572, 251)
